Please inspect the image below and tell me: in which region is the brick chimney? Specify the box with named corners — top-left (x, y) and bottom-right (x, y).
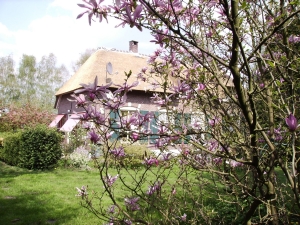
top-left (129, 40), bottom-right (138, 53)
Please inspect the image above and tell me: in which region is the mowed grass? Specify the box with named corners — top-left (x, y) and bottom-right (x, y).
top-left (0, 161), bottom-right (111, 225)
top-left (4, 158), bottom-right (292, 224)
top-left (0, 160), bottom-right (191, 225)
top-left (0, 158), bottom-right (205, 225)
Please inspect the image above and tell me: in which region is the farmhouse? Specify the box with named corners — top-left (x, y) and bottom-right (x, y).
top-left (50, 41), bottom-right (234, 144)
top-left (50, 41), bottom-right (176, 141)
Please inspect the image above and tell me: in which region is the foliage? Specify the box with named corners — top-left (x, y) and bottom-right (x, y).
top-left (0, 53), bottom-right (69, 110)
top-left (59, 0), bottom-right (300, 224)
top-left (69, 146), bottom-right (91, 168)
top-left (18, 125), bottom-right (63, 170)
top-left (0, 103), bottom-right (54, 132)
top-left (0, 161), bottom-right (110, 225)
top-left (60, 127), bottom-right (88, 167)
top-left (0, 55), bottom-right (20, 103)
top-left (0, 132), bottom-right (22, 166)
top-left (104, 143), bottom-right (153, 168)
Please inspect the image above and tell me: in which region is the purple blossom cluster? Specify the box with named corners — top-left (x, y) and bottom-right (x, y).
top-left (154, 136), bottom-right (179, 148)
top-left (124, 196), bottom-right (140, 211)
top-left (109, 147), bottom-right (126, 158)
top-left (75, 185), bottom-right (88, 199)
top-left (104, 174), bottom-right (119, 187)
top-left (180, 213), bottom-right (187, 221)
top-left (124, 219), bottom-right (132, 225)
top-left (286, 114), bottom-right (298, 132)
top-left (161, 152), bottom-right (172, 161)
top-left (207, 139), bottom-right (219, 152)
top-left (69, 93), bottom-right (86, 107)
top-left (73, 0), bottom-right (300, 223)
top-left (75, 76), bottom-right (111, 98)
top-left (87, 106), bottom-right (106, 125)
top-left (89, 130), bottom-right (100, 144)
top-left (130, 132), bottom-right (139, 141)
top-left (147, 181), bottom-right (162, 195)
top-left (150, 93), bottom-right (173, 107)
top-left (119, 111), bottom-right (153, 131)
top-left (229, 160), bottom-right (243, 168)
top-left (209, 117), bottom-right (221, 127)
top-left (288, 35), bottom-right (300, 44)
top-left (144, 156), bottom-right (159, 166)
top-left (107, 205), bottom-right (116, 214)
top-left (213, 157), bottom-right (222, 165)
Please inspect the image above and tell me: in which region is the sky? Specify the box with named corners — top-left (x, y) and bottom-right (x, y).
top-left (0, 0), bottom-right (156, 72)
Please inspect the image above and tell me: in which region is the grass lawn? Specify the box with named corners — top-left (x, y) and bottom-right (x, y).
top-left (0, 158), bottom-right (205, 225)
top-left (2, 157), bottom-right (296, 225)
top-left (0, 161), bottom-right (109, 225)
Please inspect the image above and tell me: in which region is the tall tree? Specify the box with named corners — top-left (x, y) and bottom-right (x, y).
top-left (0, 55), bottom-right (20, 105)
top-left (0, 53), bottom-right (69, 111)
top-left (36, 53), bottom-right (69, 110)
top-left (72, 48), bottom-right (95, 73)
top-left (73, 0), bottom-right (300, 224)
top-left (18, 54), bottom-right (37, 103)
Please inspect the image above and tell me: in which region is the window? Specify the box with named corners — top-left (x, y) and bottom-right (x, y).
top-left (158, 108), bottom-right (174, 125)
top-left (119, 106), bottom-right (139, 142)
top-left (191, 112), bottom-right (205, 130)
top-left (120, 106), bottom-right (139, 130)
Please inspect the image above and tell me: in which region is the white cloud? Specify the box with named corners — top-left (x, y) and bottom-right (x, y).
top-left (0, 23), bottom-right (12, 37)
top-left (0, 23), bottom-right (17, 60)
top-left (50, 0), bottom-right (81, 12)
top-left (0, 0), bottom-right (156, 72)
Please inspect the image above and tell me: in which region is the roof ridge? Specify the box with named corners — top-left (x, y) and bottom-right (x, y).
top-left (96, 47), bottom-right (151, 57)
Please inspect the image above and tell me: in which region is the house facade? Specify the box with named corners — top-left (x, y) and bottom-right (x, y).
top-left (50, 41), bottom-right (175, 142)
top-left (50, 41), bottom-right (234, 144)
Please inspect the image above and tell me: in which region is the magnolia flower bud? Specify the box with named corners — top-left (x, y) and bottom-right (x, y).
top-left (285, 114), bottom-right (298, 132)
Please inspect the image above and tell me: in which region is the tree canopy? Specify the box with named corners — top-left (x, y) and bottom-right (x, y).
top-left (0, 53), bottom-right (69, 111)
top-left (63, 0), bottom-right (300, 224)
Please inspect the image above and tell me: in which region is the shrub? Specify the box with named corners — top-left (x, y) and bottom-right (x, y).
top-left (18, 125), bottom-right (63, 170)
top-left (61, 127), bottom-right (87, 159)
top-left (69, 146), bottom-right (91, 168)
top-left (0, 132), bottom-right (22, 166)
top-left (105, 143), bottom-right (153, 168)
top-left (0, 103), bottom-right (53, 132)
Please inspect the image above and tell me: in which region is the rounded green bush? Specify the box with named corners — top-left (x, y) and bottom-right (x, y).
top-left (18, 125), bottom-right (63, 170)
top-left (0, 132), bottom-right (22, 166)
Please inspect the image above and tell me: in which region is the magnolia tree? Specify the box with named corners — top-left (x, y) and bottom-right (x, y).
top-left (74, 0), bottom-right (300, 224)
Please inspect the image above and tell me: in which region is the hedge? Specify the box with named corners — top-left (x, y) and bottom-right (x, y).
top-left (0, 125), bottom-right (63, 170)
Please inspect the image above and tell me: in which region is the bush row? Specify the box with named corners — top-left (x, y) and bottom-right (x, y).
top-left (105, 143), bottom-right (154, 168)
top-left (0, 125), bottom-right (63, 170)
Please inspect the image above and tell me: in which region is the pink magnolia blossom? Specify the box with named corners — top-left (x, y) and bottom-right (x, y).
top-left (147, 181), bottom-right (161, 195)
top-left (180, 213), bottom-right (187, 221)
top-left (172, 187), bottom-right (176, 195)
top-left (69, 93), bottom-right (86, 107)
top-left (150, 29), bottom-right (169, 47)
top-left (116, 5), bottom-right (143, 31)
top-left (89, 130), bottom-right (100, 144)
top-left (230, 160), bottom-right (243, 167)
top-left (289, 35), bottom-right (300, 43)
top-left (75, 185), bottom-right (88, 199)
top-left (209, 117), bottom-right (220, 127)
top-left (75, 76), bottom-right (111, 95)
top-left (162, 152), bottom-right (172, 161)
top-left (196, 83), bottom-right (206, 92)
top-left (114, 81), bottom-right (139, 94)
top-left (144, 156), bottom-right (159, 166)
top-left (110, 147), bottom-right (125, 158)
top-left (104, 174), bottom-right (119, 187)
top-left (131, 132), bottom-right (139, 141)
top-left (124, 196), bottom-right (140, 211)
top-left (286, 114), bottom-right (298, 132)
